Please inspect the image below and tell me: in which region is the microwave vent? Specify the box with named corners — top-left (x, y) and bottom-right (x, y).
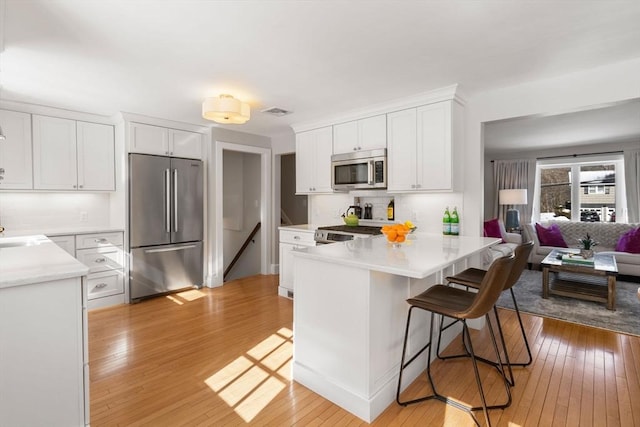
top-left (261, 106), bottom-right (293, 117)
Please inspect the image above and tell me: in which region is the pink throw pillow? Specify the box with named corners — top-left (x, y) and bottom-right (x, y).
top-left (483, 218), bottom-right (504, 242)
top-left (535, 223), bottom-right (568, 248)
top-left (615, 227), bottom-right (640, 254)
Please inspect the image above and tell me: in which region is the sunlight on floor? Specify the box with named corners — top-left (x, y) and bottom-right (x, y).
top-left (204, 327), bottom-right (293, 422)
top-left (165, 289), bottom-right (206, 305)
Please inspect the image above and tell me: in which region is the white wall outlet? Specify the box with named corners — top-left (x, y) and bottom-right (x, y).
top-left (80, 211), bottom-right (88, 222)
top-left (411, 211), bottom-right (419, 221)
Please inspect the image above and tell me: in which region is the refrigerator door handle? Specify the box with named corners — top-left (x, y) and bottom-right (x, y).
top-left (145, 245), bottom-right (197, 254)
top-left (165, 168), bottom-right (171, 233)
top-left (173, 169), bottom-right (179, 232)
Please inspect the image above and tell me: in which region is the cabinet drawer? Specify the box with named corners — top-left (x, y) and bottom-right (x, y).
top-left (76, 246), bottom-right (124, 273)
top-left (48, 234), bottom-right (76, 256)
top-left (76, 232), bottom-right (123, 249)
top-left (86, 270), bottom-right (124, 300)
top-left (279, 230), bottom-right (316, 246)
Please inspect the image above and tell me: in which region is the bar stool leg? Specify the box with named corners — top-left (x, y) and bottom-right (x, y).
top-left (510, 288), bottom-right (533, 367)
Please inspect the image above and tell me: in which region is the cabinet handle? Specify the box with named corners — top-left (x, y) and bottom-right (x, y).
top-left (0, 168), bottom-right (5, 174)
top-left (73, 185), bottom-right (77, 188)
top-left (94, 238), bottom-right (108, 243)
top-left (294, 236), bottom-right (300, 240)
top-left (0, 176), bottom-right (3, 181)
top-left (79, 185), bottom-right (83, 188)
top-left (94, 257), bottom-right (107, 263)
top-left (95, 283), bottom-right (108, 289)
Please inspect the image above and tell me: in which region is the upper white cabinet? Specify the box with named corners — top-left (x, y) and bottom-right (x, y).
top-left (387, 100), bottom-right (462, 192)
top-left (77, 121), bottom-right (115, 191)
top-left (32, 115), bottom-right (115, 191)
top-left (129, 122), bottom-right (202, 159)
top-left (0, 110), bottom-right (32, 190)
top-left (296, 126), bottom-right (333, 194)
top-left (333, 115), bottom-right (386, 154)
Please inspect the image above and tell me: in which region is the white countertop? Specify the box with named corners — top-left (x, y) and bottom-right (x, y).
top-left (293, 232), bottom-right (500, 279)
top-left (0, 235), bottom-right (89, 289)
top-left (0, 226), bottom-right (124, 238)
top-left (278, 224), bottom-right (320, 232)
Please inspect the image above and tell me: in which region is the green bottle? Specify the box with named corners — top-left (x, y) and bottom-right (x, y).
top-left (450, 207), bottom-right (459, 236)
top-left (443, 207), bottom-right (451, 235)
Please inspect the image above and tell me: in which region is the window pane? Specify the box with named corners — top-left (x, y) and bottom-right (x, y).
top-left (540, 167), bottom-right (571, 221)
top-left (579, 165), bottom-right (615, 222)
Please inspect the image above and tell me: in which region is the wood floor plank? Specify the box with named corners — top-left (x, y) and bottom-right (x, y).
top-left (88, 274), bottom-right (640, 427)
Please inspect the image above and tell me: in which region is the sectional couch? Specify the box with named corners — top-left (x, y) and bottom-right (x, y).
top-left (522, 221), bottom-right (640, 277)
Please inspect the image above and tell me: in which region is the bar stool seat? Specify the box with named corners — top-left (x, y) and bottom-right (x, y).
top-left (440, 241), bottom-right (535, 386)
top-left (396, 254), bottom-right (515, 427)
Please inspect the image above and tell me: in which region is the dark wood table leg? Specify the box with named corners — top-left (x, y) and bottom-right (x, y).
top-left (607, 275), bottom-right (616, 310)
top-left (543, 266), bottom-right (549, 299)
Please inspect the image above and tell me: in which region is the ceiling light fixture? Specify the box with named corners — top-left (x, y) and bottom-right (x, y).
top-left (202, 94), bottom-right (250, 124)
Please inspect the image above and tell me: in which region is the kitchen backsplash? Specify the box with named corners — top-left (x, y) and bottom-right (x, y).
top-left (308, 192), bottom-right (464, 234)
top-left (0, 193), bottom-right (112, 233)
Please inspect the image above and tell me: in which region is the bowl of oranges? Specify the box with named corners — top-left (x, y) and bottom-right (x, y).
top-left (381, 221), bottom-right (416, 246)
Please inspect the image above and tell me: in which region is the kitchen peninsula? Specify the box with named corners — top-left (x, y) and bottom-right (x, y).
top-left (0, 235), bottom-right (90, 426)
top-left (292, 233), bottom-right (500, 422)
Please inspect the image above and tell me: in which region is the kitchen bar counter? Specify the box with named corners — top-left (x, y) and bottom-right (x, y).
top-left (0, 235), bottom-right (89, 288)
top-left (295, 232), bottom-right (499, 278)
top-left (0, 226), bottom-right (124, 238)
top-left (292, 233), bottom-right (500, 422)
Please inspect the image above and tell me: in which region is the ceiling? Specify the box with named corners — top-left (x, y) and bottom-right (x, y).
top-left (484, 98), bottom-right (640, 153)
top-left (2, 1), bottom-right (640, 138)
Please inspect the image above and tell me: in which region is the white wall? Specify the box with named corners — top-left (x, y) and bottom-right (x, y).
top-left (464, 57), bottom-right (640, 237)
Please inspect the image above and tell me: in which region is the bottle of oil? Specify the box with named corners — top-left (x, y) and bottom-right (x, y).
top-left (387, 199), bottom-right (395, 221)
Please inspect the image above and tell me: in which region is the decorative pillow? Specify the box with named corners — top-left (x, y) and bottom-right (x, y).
top-left (535, 223), bottom-right (568, 247)
top-left (615, 227), bottom-right (640, 254)
top-left (483, 218), bottom-right (504, 242)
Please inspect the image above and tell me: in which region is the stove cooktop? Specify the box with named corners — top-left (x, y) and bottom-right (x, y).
top-left (316, 225), bottom-right (382, 235)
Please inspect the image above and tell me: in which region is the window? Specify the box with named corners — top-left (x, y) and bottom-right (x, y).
top-left (534, 155), bottom-right (626, 223)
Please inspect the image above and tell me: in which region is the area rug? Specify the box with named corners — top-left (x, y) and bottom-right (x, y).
top-left (497, 269), bottom-right (640, 336)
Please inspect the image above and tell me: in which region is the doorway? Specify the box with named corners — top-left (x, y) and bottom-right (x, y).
top-left (211, 141), bottom-right (271, 287)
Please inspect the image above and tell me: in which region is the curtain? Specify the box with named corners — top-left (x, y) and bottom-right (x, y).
top-left (624, 149), bottom-right (640, 223)
top-left (493, 159), bottom-right (536, 225)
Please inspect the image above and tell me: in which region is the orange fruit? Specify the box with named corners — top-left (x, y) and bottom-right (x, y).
top-left (386, 230), bottom-right (397, 242)
top-left (396, 235), bottom-right (406, 243)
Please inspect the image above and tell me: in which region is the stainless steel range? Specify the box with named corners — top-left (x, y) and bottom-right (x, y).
top-left (314, 225), bottom-right (382, 244)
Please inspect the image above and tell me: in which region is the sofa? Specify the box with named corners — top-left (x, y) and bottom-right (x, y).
top-left (483, 219), bottom-right (522, 266)
top-left (522, 221), bottom-right (640, 277)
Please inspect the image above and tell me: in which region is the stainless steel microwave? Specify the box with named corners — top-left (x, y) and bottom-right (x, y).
top-left (331, 148), bottom-right (387, 190)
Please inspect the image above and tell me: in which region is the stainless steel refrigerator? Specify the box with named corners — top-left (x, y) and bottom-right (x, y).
top-left (129, 154), bottom-right (203, 300)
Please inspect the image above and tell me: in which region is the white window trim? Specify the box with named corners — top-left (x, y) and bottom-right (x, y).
top-left (533, 154), bottom-right (627, 223)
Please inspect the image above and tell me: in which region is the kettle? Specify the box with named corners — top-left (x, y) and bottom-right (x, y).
top-left (347, 205), bottom-right (362, 219)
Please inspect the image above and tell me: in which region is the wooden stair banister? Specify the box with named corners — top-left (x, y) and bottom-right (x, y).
top-left (224, 222), bottom-right (261, 280)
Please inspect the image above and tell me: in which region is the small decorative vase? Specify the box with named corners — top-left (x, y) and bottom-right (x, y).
top-left (580, 249), bottom-right (594, 259)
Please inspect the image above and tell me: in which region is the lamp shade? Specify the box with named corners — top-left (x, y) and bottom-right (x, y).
top-left (499, 189), bottom-right (527, 206)
top-left (202, 94), bottom-right (250, 124)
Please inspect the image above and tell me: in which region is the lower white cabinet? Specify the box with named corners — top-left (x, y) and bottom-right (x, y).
top-left (49, 231), bottom-right (125, 309)
top-left (278, 227), bottom-right (316, 298)
top-left (0, 275), bottom-right (89, 426)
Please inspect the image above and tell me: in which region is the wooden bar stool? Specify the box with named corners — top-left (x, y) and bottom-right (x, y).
top-left (438, 241), bottom-right (534, 386)
top-left (396, 255), bottom-right (514, 427)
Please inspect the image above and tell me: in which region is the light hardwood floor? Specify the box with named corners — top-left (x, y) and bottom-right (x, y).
top-left (89, 275), bottom-right (640, 426)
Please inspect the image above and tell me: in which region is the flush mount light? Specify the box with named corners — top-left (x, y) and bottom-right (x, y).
top-left (202, 94), bottom-right (250, 124)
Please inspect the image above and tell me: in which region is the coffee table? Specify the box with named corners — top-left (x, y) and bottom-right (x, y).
top-left (541, 248), bottom-right (618, 310)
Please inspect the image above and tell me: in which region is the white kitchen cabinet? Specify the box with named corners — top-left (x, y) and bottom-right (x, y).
top-left (278, 227), bottom-right (316, 297)
top-left (0, 110), bottom-right (32, 190)
top-left (387, 100), bottom-right (461, 192)
top-left (0, 275), bottom-right (89, 426)
top-left (77, 121), bottom-right (116, 190)
top-left (47, 231), bottom-right (125, 309)
top-left (295, 126), bottom-right (333, 194)
top-left (129, 122), bottom-right (202, 159)
top-left (333, 114), bottom-right (386, 154)
top-left (32, 115), bottom-right (115, 191)
top-left (33, 115), bottom-right (78, 190)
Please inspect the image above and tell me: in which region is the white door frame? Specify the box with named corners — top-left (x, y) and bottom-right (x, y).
top-left (209, 140), bottom-right (272, 287)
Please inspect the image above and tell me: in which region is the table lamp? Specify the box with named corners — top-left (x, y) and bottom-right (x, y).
top-left (499, 189), bottom-right (527, 231)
